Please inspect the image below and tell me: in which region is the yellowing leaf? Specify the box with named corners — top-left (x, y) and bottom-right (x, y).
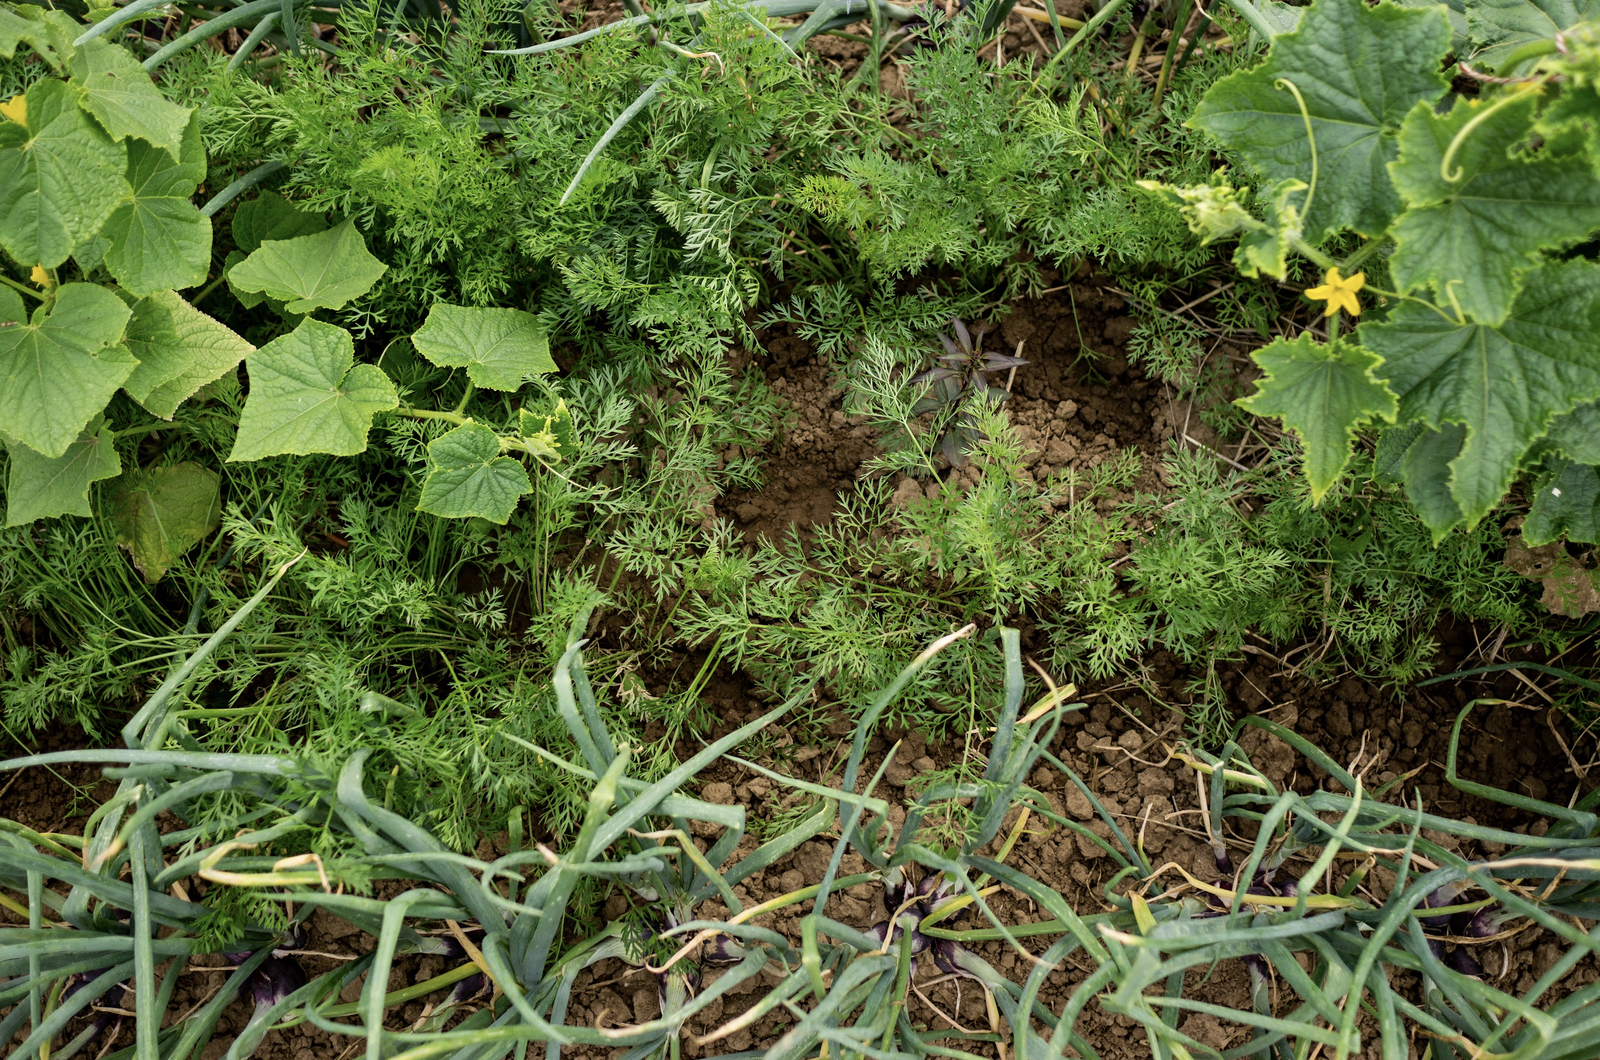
top-left (0, 93), bottom-right (23, 125)
top-left (109, 462), bottom-right (221, 582)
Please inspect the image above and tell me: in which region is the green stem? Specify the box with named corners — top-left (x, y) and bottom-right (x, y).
top-left (114, 423), bottom-right (172, 441)
top-left (1275, 76), bottom-right (1318, 222)
top-left (452, 382), bottom-right (476, 416)
top-left (0, 273), bottom-right (44, 302)
top-left (396, 407), bottom-right (472, 424)
top-left (189, 272), bottom-right (229, 308)
top-left (1338, 236), bottom-right (1389, 275)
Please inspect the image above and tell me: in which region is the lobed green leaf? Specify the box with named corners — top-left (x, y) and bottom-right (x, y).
top-left (0, 282), bottom-right (134, 458)
top-left (2, 416), bottom-right (120, 526)
top-left (123, 290), bottom-right (253, 419)
top-left (411, 304), bottom-right (556, 391)
top-left (229, 318), bottom-right (397, 461)
top-left (227, 217), bottom-right (388, 314)
top-left (417, 422), bottom-right (532, 523)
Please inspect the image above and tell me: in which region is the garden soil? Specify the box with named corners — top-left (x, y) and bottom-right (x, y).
top-left (6, 277), bottom-right (1599, 1058)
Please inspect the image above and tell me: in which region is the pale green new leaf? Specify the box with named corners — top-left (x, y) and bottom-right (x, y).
top-left (411, 304), bottom-right (556, 391)
top-left (229, 318), bottom-right (397, 461)
top-left (123, 290), bottom-right (253, 419)
top-left (1359, 260), bottom-right (1600, 527)
top-left (1189, 0), bottom-right (1451, 241)
top-left (232, 190), bottom-right (327, 253)
top-left (1468, 0), bottom-right (1600, 70)
top-left (1389, 94), bottom-right (1600, 326)
top-left (417, 422), bottom-right (531, 523)
top-left (227, 218), bottom-right (388, 314)
top-left (68, 37), bottom-right (192, 157)
top-left (108, 462), bottom-right (221, 582)
top-left (1524, 457), bottom-right (1600, 545)
top-left (0, 283), bottom-right (134, 458)
top-left (3, 417), bottom-right (120, 526)
top-left (0, 4), bottom-right (77, 70)
top-left (1545, 400), bottom-right (1600, 463)
top-left (0, 78), bottom-right (129, 268)
top-left (1237, 333), bottom-right (1398, 501)
top-left (102, 111), bottom-right (210, 295)
top-left (1400, 423), bottom-right (1466, 539)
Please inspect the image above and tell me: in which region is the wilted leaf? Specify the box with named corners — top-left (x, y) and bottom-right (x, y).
top-left (417, 422), bottom-right (531, 523)
top-left (109, 462), bottom-right (221, 582)
top-left (1504, 532), bottom-right (1600, 615)
top-left (229, 318), bottom-right (396, 460)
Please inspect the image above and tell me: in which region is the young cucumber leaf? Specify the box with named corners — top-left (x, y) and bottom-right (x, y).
top-left (519, 399), bottom-right (575, 458)
top-left (123, 290), bottom-right (253, 419)
top-left (232, 190), bottom-right (327, 253)
top-left (68, 36), bottom-right (193, 158)
top-left (0, 283), bottom-right (134, 458)
top-left (226, 218), bottom-right (388, 314)
top-left (108, 462), bottom-right (221, 582)
top-left (228, 318), bottom-right (397, 461)
top-left (411, 304), bottom-right (556, 391)
top-left (1237, 334), bottom-right (1397, 502)
top-left (1359, 260), bottom-right (1600, 529)
top-left (1468, 0), bottom-right (1600, 70)
top-left (0, 77), bottom-right (129, 268)
top-left (1189, 0), bottom-right (1451, 241)
top-left (102, 110), bottom-right (211, 296)
top-left (1389, 93), bottom-right (1600, 326)
top-left (417, 422), bottom-right (532, 523)
top-left (3, 416), bottom-right (120, 526)
top-left (0, 4), bottom-right (78, 71)
top-left (1524, 456), bottom-right (1600, 545)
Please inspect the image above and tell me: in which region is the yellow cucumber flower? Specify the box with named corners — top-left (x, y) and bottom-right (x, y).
top-left (1305, 267), bottom-right (1365, 317)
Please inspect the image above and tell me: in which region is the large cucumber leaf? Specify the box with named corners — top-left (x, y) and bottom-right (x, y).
top-left (1400, 423), bottom-right (1468, 539)
top-left (68, 36), bottom-right (193, 158)
top-left (0, 4), bottom-right (77, 70)
top-left (1359, 260), bottom-right (1600, 529)
top-left (417, 423), bottom-right (532, 523)
top-left (1468, 0), bottom-right (1600, 70)
top-left (232, 190), bottom-right (327, 253)
top-left (123, 290), bottom-right (253, 419)
top-left (3, 416), bottom-right (120, 526)
top-left (1389, 94), bottom-right (1600, 326)
top-left (227, 218), bottom-right (388, 314)
top-left (0, 283), bottom-right (134, 458)
top-left (109, 462), bottom-right (221, 582)
top-left (1525, 457), bottom-right (1600, 545)
top-left (1545, 400), bottom-right (1600, 463)
top-left (229, 318), bottom-right (397, 461)
top-left (411, 304), bottom-right (556, 391)
top-left (0, 78), bottom-right (129, 268)
top-left (102, 111), bottom-right (210, 296)
top-left (1189, 0), bottom-right (1451, 241)
top-left (1237, 333), bottom-right (1397, 501)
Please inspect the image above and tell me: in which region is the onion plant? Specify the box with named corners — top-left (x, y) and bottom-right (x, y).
top-left (5, 558), bottom-right (1598, 1059)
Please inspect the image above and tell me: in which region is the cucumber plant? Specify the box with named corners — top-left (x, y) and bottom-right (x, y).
top-left (1, 4), bottom-right (572, 575)
top-left (1145, 0), bottom-right (1600, 546)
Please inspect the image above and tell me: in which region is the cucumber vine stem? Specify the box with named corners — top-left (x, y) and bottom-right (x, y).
top-left (1440, 82), bottom-right (1544, 182)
